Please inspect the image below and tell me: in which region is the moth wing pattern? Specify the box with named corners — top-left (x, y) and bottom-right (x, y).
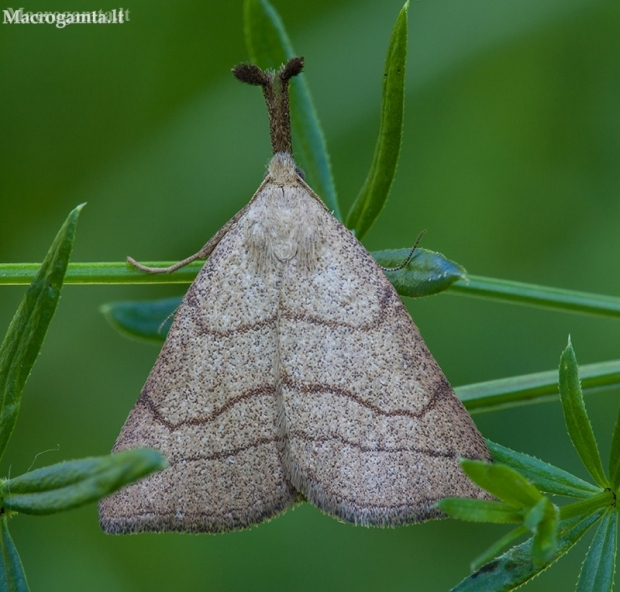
top-left (99, 197), bottom-right (297, 534)
top-left (277, 183), bottom-right (491, 526)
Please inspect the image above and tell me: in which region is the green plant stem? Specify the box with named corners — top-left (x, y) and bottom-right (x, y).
top-left (3, 262), bottom-right (620, 320)
top-left (0, 262), bottom-right (203, 285)
top-left (451, 275), bottom-right (620, 319)
top-left (457, 359), bottom-right (620, 413)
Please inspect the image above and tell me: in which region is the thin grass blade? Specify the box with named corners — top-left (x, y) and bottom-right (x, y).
top-left (450, 275), bottom-right (620, 320)
top-left (0, 516), bottom-right (28, 592)
top-left (559, 339), bottom-right (608, 488)
top-left (487, 440), bottom-right (601, 498)
top-left (575, 509), bottom-right (618, 592)
top-left (437, 498), bottom-right (523, 523)
top-left (458, 359), bottom-right (620, 414)
top-left (345, 1), bottom-right (408, 239)
top-left (609, 401), bottom-right (620, 491)
top-left (0, 204), bottom-right (84, 463)
top-left (461, 460), bottom-right (543, 509)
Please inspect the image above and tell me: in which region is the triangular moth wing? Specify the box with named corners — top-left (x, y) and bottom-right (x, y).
top-left (277, 183), bottom-right (491, 526)
top-left (99, 199), bottom-right (297, 534)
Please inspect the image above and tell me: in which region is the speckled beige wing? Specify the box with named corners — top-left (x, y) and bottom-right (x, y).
top-left (99, 202), bottom-right (296, 534)
top-left (277, 187), bottom-right (491, 526)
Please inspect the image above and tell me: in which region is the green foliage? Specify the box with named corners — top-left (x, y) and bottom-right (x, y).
top-left (458, 360), bottom-right (620, 414)
top-left (559, 339), bottom-right (608, 488)
top-left (451, 512), bottom-right (605, 592)
top-left (575, 509), bottom-right (618, 592)
top-left (487, 441), bottom-right (601, 498)
top-left (373, 248), bottom-right (466, 298)
top-left (1, 450), bottom-right (167, 516)
top-left (0, 207), bottom-right (167, 591)
top-left (0, 205), bottom-right (83, 462)
top-left (0, 516), bottom-right (28, 592)
top-left (440, 341), bottom-right (619, 591)
top-left (100, 297), bottom-right (179, 344)
top-left (345, 0), bottom-right (408, 239)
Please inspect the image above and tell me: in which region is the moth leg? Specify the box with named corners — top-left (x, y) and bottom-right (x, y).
top-left (127, 202), bottom-right (252, 274)
top-left (127, 251), bottom-right (205, 274)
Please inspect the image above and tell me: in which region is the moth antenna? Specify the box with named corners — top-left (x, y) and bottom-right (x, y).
top-left (275, 56), bottom-right (304, 155)
top-left (233, 63), bottom-right (278, 151)
top-left (380, 230), bottom-right (427, 272)
top-left (232, 56), bottom-right (304, 155)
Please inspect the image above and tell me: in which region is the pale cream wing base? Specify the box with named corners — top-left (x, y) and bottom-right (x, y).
top-left (277, 190), bottom-right (491, 526)
top-left (99, 211), bottom-right (297, 534)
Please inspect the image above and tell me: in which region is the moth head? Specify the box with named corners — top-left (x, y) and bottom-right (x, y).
top-left (266, 152), bottom-right (301, 185)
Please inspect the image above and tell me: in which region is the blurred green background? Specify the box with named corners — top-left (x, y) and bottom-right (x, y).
top-left (1, 0), bottom-right (620, 590)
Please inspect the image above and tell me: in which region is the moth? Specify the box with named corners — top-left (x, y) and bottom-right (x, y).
top-left (99, 57), bottom-right (490, 534)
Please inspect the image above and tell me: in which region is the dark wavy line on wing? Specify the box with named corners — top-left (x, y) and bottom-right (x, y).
top-left (288, 431), bottom-right (456, 459)
top-left (194, 314), bottom-right (278, 337)
top-left (280, 285), bottom-right (392, 331)
top-left (189, 285), bottom-right (395, 337)
top-left (139, 375), bottom-right (449, 432)
top-left (138, 384), bottom-right (276, 430)
top-left (282, 377), bottom-right (451, 420)
top-left (167, 436), bottom-right (280, 464)
top-left (165, 430), bottom-right (457, 465)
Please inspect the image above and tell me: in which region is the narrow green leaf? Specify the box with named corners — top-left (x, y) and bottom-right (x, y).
top-left (0, 516), bottom-right (29, 592)
top-left (559, 339), bottom-right (608, 488)
top-left (576, 509), bottom-right (618, 592)
top-left (528, 498), bottom-right (559, 568)
top-left (523, 497), bottom-right (547, 530)
top-left (345, 1), bottom-right (408, 239)
top-left (487, 440), bottom-right (602, 498)
top-left (561, 491), bottom-right (617, 521)
top-left (451, 511), bottom-right (604, 592)
top-left (437, 498), bottom-right (522, 524)
top-left (458, 359), bottom-right (620, 414)
top-left (1, 449), bottom-right (167, 515)
top-left (0, 204), bottom-right (84, 463)
top-left (100, 297), bottom-right (179, 344)
top-left (5, 264), bottom-right (620, 323)
top-left (609, 402), bottom-right (620, 491)
top-left (243, 0), bottom-right (340, 219)
top-left (4, 263), bottom-right (620, 321)
top-left (372, 248), bottom-right (466, 297)
top-left (461, 460), bottom-right (543, 509)
top-left (470, 526), bottom-right (530, 573)
top-left (450, 275), bottom-right (620, 320)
